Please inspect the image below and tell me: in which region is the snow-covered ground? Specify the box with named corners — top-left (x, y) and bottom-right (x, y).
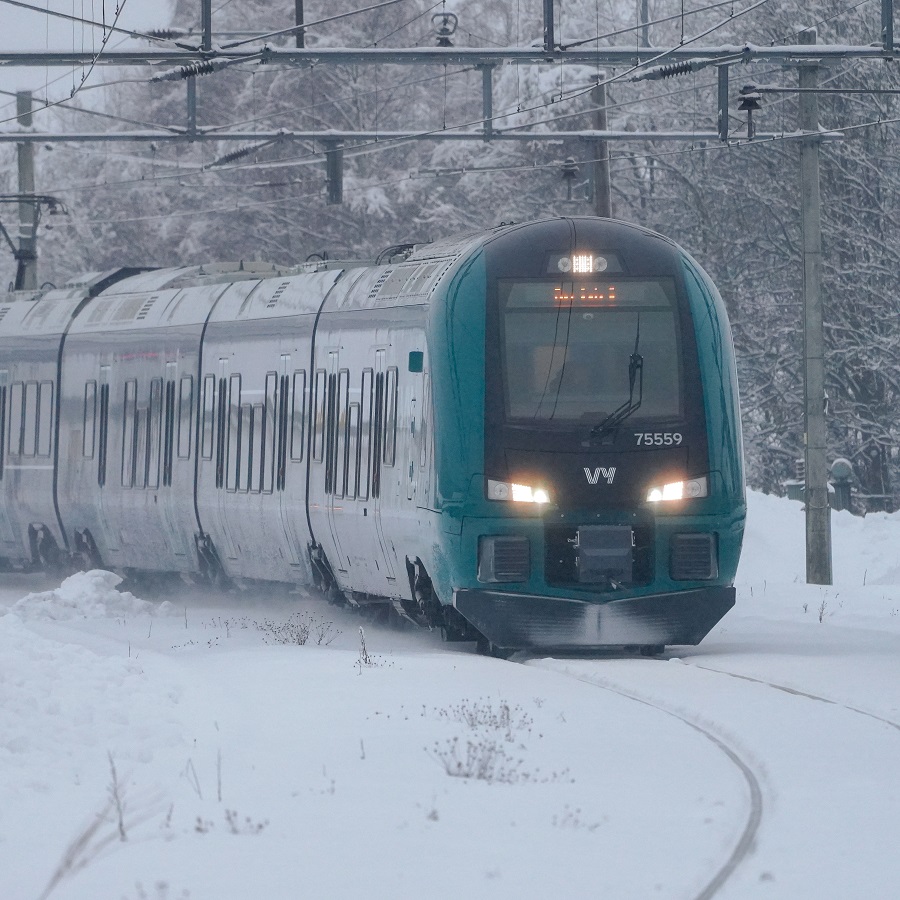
top-left (2, 491), bottom-right (899, 900)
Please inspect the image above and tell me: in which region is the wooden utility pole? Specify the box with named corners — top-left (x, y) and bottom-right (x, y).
top-left (799, 28), bottom-right (833, 584)
top-left (16, 91), bottom-right (37, 292)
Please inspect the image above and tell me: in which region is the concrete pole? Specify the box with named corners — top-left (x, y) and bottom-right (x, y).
top-left (296, 1), bottom-right (305, 49)
top-left (543, 0), bottom-right (555, 53)
top-left (16, 91), bottom-right (37, 292)
top-left (799, 28), bottom-right (832, 584)
top-left (592, 83), bottom-right (611, 217)
top-left (201, 0), bottom-right (212, 52)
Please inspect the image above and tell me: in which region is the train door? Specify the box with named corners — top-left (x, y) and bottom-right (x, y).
top-left (95, 364), bottom-right (115, 553)
top-left (418, 373), bottom-right (432, 508)
top-left (372, 349), bottom-right (396, 582)
top-left (213, 358), bottom-right (240, 561)
top-left (324, 350), bottom-right (349, 573)
top-left (0, 368), bottom-right (14, 550)
top-left (277, 354), bottom-right (310, 571)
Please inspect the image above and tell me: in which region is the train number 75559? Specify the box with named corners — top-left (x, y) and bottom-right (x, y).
top-left (635, 432), bottom-right (683, 446)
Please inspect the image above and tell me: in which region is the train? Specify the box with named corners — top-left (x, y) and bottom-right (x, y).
top-left (0, 216), bottom-right (745, 655)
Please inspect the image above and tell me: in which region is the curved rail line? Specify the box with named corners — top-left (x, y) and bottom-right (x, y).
top-left (529, 660), bottom-right (763, 900)
top-left (681, 662), bottom-right (900, 733)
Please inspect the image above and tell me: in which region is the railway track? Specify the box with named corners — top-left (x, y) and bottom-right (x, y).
top-left (530, 657), bottom-right (764, 900)
top-left (529, 644), bottom-right (900, 898)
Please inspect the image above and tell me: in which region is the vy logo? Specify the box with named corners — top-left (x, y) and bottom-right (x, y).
top-left (584, 466), bottom-right (616, 485)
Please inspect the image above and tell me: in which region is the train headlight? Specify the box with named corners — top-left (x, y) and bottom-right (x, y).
top-left (646, 475), bottom-right (708, 503)
top-left (487, 479), bottom-right (551, 504)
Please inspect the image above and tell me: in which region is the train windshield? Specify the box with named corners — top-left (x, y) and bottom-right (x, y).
top-left (498, 277), bottom-right (682, 423)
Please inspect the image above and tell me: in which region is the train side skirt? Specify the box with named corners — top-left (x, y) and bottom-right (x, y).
top-left (453, 586), bottom-right (736, 651)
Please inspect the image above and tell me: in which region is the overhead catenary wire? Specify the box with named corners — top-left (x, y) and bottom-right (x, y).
top-left (20, 0), bottom-right (893, 215)
top-left (0, 0), bottom-right (198, 50)
top-left (38, 87), bottom-right (900, 225)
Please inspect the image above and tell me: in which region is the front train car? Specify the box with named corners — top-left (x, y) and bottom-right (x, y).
top-left (426, 217), bottom-right (745, 653)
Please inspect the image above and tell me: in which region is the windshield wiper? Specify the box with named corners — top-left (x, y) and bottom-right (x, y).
top-left (590, 317), bottom-right (643, 440)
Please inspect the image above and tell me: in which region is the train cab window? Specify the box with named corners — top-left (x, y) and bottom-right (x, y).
top-left (177, 375), bottom-right (193, 459)
top-left (498, 278), bottom-right (682, 423)
top-left (383, 367), bottom-right (399, 466)
top-left (83, 381), bottom-right (97, 458)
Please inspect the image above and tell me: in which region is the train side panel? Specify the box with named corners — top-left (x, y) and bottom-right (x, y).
top-left (196, 270), bottom-right (340, 586)
top-left (307, 256), bottom-right (454, 607)
top-left (0, 290), bottom-right (90, 566)
top-left (58, 280), bottom-right (231, 574)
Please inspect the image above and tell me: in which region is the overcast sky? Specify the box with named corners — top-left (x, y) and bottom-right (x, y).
top-left (1, 0), bottom-right (174, 102)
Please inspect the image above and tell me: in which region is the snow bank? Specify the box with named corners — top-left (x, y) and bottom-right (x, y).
top-left (5, 569), bottom-right (172, 621)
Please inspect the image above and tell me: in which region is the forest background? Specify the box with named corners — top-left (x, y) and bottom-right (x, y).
top-left (2, 0), bottom-right (898, 506)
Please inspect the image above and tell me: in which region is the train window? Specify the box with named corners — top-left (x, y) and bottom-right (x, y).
top-left (178, 376), bottom-right (193, 460)
top-left (357, 369), bottom-right (373, 501)
top-left (37, 382), bottom-right (53, 457)
top-left (121, 379), bottom-right (138, 488)
top-left (324, 372), bottom-right (337, 494)
top-left (8, 382), bottom-right (23, 456)
top-left (147, 378), bottom-right (163, 489)
top-left (215, 378), bottom-right (226, 488)
top-left (372, 372), bottom-right (384, 498)
top-left (420, 376), bottom-right (430, 469)
top-left (346, 402), bottom-right (360, 500)
top-left (0, 381), bottom-right (6, 479)
top-left (289, 370), bottom-right (306, 463)
top-left (312, 369), bottom-right (326, 462)
top-left (335, 369), bottom-right (350, 498)
top-left (98, 378), bottom-right (110, 487)
top-left (276, 374), bottom-right (289, 490)
top-left (383, 367), bottom-right (399, 467)
top-left (83, 382), bottom-right (97, 458)
top-left (245, 403), bottom-right (261, 493)
top-left (498, 277), bottom-right (681, 422)
top-left (262, 373), bottom-right (276, 493)
top-left (226, 375), bottom-right (242, 492)
top-left (23, 382), bottom-right (38, 457)
top-left (201, 375), bottom-right (215, 461)
top-left (0, 376), bottom-right (7, 480)
top-left (163, 379), bottom-right (175, 486)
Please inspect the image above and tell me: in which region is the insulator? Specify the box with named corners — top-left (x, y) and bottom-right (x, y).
top-left (560, 156), bottom-right (579, 178)
top-left (146, 29), bottom-right (186, 40)
top-left (653, 61), bottom-right (696, 80)
top-left (180, 60), bottom-right (219, 79)
top-left (151, 59), bottom-right (227, 83)
top-left (214, 146), bottom-right (254, 166)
